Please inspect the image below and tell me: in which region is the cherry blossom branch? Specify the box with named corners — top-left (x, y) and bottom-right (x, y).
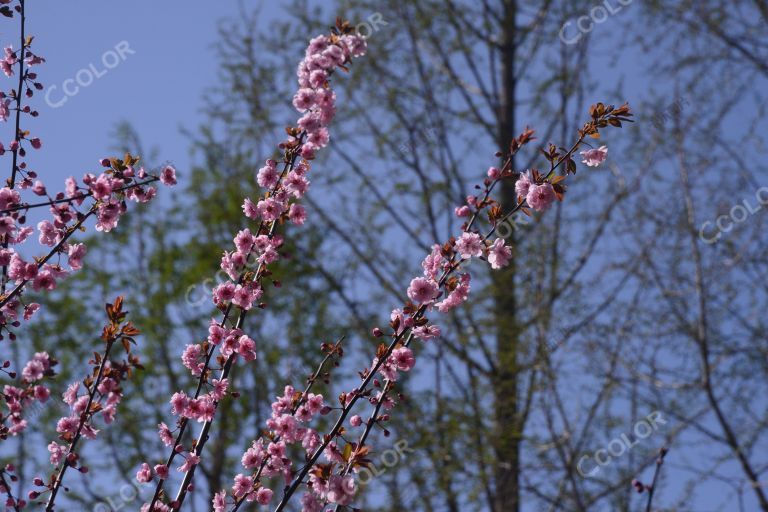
top-left (142, 21), bottom-right (367, 511)
top-left (269, 104), bottom-right (632, 510)
top-left (0, 467), bottom-right (21, 512)
top-left (34, 296), bottom-right (142, 510)
top-left (8, 0), bottom-right (24, 191)
top-left (229, 338), bottom-right (345, 511)
top-left (644, 447), bottom-right (668, 512)
top-left (0, 176), bottom-right (160, 215)
top-left (0, 206), bottom-right (95, 309)
top-left (146, 165), bottom-right (290, 510)
top-left (2, 0), bottom-right (27, 295)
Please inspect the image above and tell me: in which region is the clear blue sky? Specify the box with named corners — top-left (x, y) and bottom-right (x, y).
top-left (26, 2), bottom-right (262, 185)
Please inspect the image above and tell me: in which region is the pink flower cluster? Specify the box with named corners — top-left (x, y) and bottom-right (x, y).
top-left (1, 352), bottom-right (53, 436)
top-left (0, 162), bottom-right (175, 338)
top-left (213, 386), bottom-right (329, 510)
top-left (47, 362), bottom-right (125, 464)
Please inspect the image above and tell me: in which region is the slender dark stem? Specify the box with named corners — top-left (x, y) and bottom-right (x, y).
top-left (0, 471), bottom-right (21, 512)
top-left (2, 0), bottom-right (26, 294)
top-left (645, 447), bottom-right (668, 512)
top-left (45, 336), bottom-right (118, 511)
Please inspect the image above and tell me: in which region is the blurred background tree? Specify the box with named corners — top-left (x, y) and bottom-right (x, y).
top-left (10, 0), bottom-right (767, 511)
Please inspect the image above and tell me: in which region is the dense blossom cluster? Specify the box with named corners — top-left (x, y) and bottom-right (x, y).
top-left (29, 297), bottom-right (143, 508)
top-left (1, 351), bottom-right (54, 438)
top-left (139, 23), bottom-right (368, 512)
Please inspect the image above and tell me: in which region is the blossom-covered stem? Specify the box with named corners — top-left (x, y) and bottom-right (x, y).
top-left (170, 312), bottom-right (246, 506)
top-left (0, 176), bottom-right (160, 215)
top-left (8, 0), bottom-right (24, 190)
top-left (273, 325), bottom-right (428, 511)
top-left (229, 338), bottom-right (345, 511)
top-left (146, 209), bottom-right (283, 509)
top-left (0, 470), bottom-right (21, 512)
top-left (2, 0), bottom-right (26, 295)
top-left (148, 130), bottom-right (307, 508)
top-left (0, 206), bottom-right (96, 309)
top-left (44, 336), bottom-right (118, 511)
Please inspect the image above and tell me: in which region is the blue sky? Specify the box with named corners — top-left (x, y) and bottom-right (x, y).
top-left (25, 2), bottom-right (253, 185)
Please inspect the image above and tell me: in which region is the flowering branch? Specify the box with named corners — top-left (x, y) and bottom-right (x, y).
top-left (227, 338), bottom-right (345, 511)
top-left (0, 175), bottom-right (160, 215)
top-left (140, 20), bottom-right (367, 511)
top-left (31, 296), bottom-right (142, 511)
top-left (258, 103), bottom-right (633, 511)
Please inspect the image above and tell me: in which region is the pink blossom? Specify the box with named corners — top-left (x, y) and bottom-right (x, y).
top-left (181, 344), bottom-right (206, 376)
top-left (515, 171), bottom-right (532, 199)
top-left (256, 487), bottom-right (273, 505)
top-left (67, 243), bottom-right (87, 270)
top-left (32, 270), bottom-right (57, 291)
top-left (301, 493), bottom-right (322, 512)
top-left (232, 474), bottom-right (253, 499)
top-left (284, 171), bottom-right (309, 198)
top-left (242, 442), bottom-right (265, 469)
top-left (293, 88), bottom-right (316, 111)
top-left (256, 159), bottom-right (280, 189)
top-left (21, 359), bottom-right (44, 382)
top-left (390, 347), bottom-right (416, 372)
top-left (256, 197), bottom-right (284, 221)
top-left (160, 165), bottom-right (177, 186)
top-left (154, 464), bottom-right (169, 480)
top-left (421, 244), bottom-right (443, 281)
top-left (455, 232), bottom-right (483, 259)
top-left (487, 166), bottom-right (501, 179)
top-left (350, 415), bottom-right (363, 427)
top-left (580, 145), bottom-right (608, 167)
top-left (158, 423), bottom-right (174, 447)
top-left (407, 277), bottom-right (439, 304)
top-left (212, 490), bottom-right (227, 512)
top-left (178, 453), bottom-right (200, 473)
top-left (435, 273), bottom-right (471, 313)
top-left (31, 180), bottom-right (46, 195)
top-left (170, 392), bottom-right (190, 416)
top-left (211, 379), bottom-right (229, 401)
top-left (48, 442), bottom-right (65, 465)
top-left (237, 335), bottom-right (257, 361)
top-left (136, 463), bottom-right (152, 483)
top-left (90, 175), bottom-right (113, 201)
top-left (326, 475), bottom-right (356, 506)
top-left (455, 205), bottom-right (471, 217)
top-left (288, 203), bottom-right (307, 225)
top-left (413, 324), bottom-right (441, 341)
top-left (242, 197), bottom-right (259, 220)
top-left (526, 182), bottom-right (556, 211)
top-left (487, 238), bottom-right (512, 269)
top-left (37, 220), bottom-right (57, 247)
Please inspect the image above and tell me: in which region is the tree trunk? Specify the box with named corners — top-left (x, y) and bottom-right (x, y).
top-left (492, 1), bottom-right (520, 511)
